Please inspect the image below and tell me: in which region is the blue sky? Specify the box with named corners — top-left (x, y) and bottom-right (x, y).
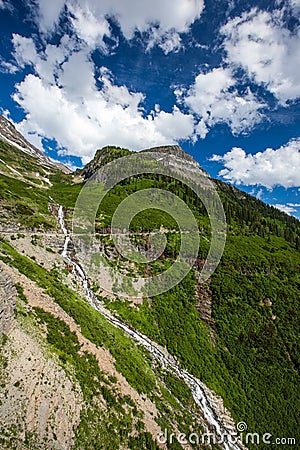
top-left (0, 0), bottom-right (300, 218)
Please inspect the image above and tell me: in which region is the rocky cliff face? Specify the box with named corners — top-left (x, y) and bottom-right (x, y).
top-left (141, 144), bottom-right (209, 179)
top-left (0, 269), bottom-right (16, 337)
top-left (141, 144), bottom-right (205, 169)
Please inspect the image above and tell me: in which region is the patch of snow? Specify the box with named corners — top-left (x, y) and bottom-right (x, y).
top-left (42, 177), bottom-right (52, 186)
top-left (0, 157), bottom-right (23, 177)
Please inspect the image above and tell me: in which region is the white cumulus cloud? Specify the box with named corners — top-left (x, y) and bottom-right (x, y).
top-left (211, 138), bottom-right (300, 189)
top-left (32, 0), bottom-right (204, 53)
top-left (273, 204), bottom-right (297, 215)
top-left (179, 67), bottom-right (265, 138)
top-left (0, 59), bottom-right (18, 74)
top-left (12, 34), bottom-right (38, 67)
top-left (68, 3), bottom-right (111, 49)
top-left (146, 28), bottom-right (182, 54)
top-left (221, 8), bottom-right (300, 104)
top-left (284, 0), bottom-right (300, 12)
top-left (30, 0), bottom-right (66, 33)
top-left (0, 0), bottom-right (14, 11)
top-left (256, 188), bottom-right (263, 200)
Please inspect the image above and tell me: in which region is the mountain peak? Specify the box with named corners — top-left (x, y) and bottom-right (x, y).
top-left (79, 146), bottom-right (132, 179)
top-left (141, 144), bottom-right (192, 159)
top-left (0, 115), bottom-right (43, 157)
top-left (0, 115), bottom-right (70, 173)
top-left (79, 144), bottom-right (209, 180)
top-left (140, 144), bottom-right (209, 177)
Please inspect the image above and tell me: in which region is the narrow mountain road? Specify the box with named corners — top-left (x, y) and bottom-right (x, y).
top-left (57, 205), bottom-right (244, 450)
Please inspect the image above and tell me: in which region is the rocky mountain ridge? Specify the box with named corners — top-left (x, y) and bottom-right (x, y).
top-left (79, 144), bottom-right (209, 182)
top-left (0, 115), bottom-right (70, 174)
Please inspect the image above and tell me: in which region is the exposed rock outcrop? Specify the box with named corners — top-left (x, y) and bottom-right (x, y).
top-left (0, 270), bottom-right (16, 337)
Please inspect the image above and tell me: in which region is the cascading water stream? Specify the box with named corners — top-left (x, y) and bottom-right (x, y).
top-left (58, 205), bottom-right (91, 297)
top-left (57, 205), bottom-right (243, 450)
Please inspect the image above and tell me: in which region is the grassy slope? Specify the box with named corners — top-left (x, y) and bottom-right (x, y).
top-left (0, 140), bottom-right (83, 229)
